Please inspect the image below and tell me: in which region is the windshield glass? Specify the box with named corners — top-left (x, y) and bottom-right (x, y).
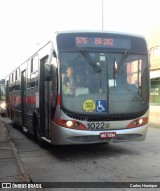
top-left (60, 51), bottom-right (149, 115)
top-left (0, 85), bottom-right (6, 101)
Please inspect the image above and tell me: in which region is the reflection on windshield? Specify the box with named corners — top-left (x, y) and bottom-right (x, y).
top-left (60, 51), bottom-right (148, 115)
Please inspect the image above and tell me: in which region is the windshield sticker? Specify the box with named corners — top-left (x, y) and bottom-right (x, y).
top-left (96, 100), bottom-right (107, 112)
top-left (83, 99), bottom-right (95, 112)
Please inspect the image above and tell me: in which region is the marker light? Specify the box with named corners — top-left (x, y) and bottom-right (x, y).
top-left (127, 117), bottom-right (148, 128)
top-left (54, 118), bottom-right (87, 130)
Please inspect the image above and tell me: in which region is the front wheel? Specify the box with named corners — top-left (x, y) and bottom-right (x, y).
top-left (33, 117), bottom-right (48, 148)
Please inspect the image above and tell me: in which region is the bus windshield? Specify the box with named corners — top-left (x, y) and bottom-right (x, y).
top-left (60, 51), bottom-right (149, 114)
top-left (60, 50), bottom-right (149, 116)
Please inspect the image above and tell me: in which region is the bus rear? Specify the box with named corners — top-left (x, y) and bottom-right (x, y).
top-left (51, 32), bottom-right (150, 145)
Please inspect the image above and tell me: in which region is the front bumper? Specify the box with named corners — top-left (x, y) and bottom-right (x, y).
top-left (50, 123), bottom-right (148, 145)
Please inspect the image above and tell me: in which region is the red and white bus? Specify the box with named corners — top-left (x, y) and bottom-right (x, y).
top-left (5, 31), bottom-right (150, 145)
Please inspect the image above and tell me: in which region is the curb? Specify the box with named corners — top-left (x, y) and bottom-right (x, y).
top-left (1, 117), bottom-right (37, 191)
top-left (1, 117), bottom-right (30, 182)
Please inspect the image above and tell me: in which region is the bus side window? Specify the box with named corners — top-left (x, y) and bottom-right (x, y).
top-left (15, 69), bottom-right (20, 91)
top-left (30, 55), bottom-right (39, 88)
top-left (27, 61), bottom-right (31, 88)
top-left (10, 72), bottom-right (15, 92)
top-left (30, 72), bottom-right (38, 88)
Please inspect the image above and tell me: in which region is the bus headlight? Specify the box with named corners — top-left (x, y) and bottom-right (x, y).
top-left (54, 118), bottom-right (87, 130)
top-left (138, 118), bottom-right (144, 125)
top-left (66, 120), bottom-right (73, 128)
top-left (0, 102), bottom-right (6, 109)
top-left (127, 117), bottom-right (148, 128)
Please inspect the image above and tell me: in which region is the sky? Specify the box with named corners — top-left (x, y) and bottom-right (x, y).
top-left (0, 0), bottom-right (159, 79)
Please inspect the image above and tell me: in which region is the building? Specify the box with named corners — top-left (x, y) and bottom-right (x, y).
top-left (147, 25), bottom-right (160, 125)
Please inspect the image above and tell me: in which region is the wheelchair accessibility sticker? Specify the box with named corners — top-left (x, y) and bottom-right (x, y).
top-left (96, 100), bottom-right (107, 112)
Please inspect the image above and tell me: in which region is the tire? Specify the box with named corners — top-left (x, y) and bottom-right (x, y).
top-left (33, 116), bottom-right (48, 148)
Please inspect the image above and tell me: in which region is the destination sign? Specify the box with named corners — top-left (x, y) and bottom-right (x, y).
top-left (75, 37), bottom-right (131, 49)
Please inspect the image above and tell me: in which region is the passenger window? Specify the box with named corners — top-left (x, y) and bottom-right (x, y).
top-left (15, 69), bottom-right (20, 91)
top-left (31, 55), bottom-right (38, 73)
top-left (30, 72), bottom-right (38, 87)
top-left (30, 55), bottom-right (39, 88)
top-left (27, 61), bottom-right (31, 88)
top-left (27, 55), bottom-right (39, 88)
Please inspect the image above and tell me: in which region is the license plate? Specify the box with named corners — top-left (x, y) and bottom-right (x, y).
top-left (100, 132), bottom-right (116, 139)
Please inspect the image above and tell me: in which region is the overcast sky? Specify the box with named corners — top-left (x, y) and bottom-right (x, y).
top-left (0, 0), bottom-right (159, 79)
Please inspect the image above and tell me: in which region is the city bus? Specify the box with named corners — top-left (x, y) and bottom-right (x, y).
top-left (5, 31), bottom-right (150, 145)
top-left (0, 79), bottom-right (6, 116)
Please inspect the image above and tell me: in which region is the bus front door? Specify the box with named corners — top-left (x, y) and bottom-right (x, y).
top-left (21, 70), bottom-right (27, 129)
top-left (40, 57), bottom-right (50, 140)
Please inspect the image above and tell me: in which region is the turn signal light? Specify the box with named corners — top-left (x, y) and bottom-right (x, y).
top-left (53, 118), bottom-right (87, 130)
top-left (127, 117), bottom-right (148, 128)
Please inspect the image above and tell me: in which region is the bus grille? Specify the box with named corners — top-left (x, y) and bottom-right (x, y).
top-left (67, 134), bottom-right (142, 143)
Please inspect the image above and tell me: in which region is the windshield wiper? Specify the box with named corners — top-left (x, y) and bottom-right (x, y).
top-left (116, 49), bottom-right (130, 73)
top-left (80, 49), bottom-right (101, 73)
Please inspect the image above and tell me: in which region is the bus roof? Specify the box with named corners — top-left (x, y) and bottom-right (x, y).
top-left (55, 30), bottom-right (146, 39)
top-left (5, 30), bottom-right (147, 79)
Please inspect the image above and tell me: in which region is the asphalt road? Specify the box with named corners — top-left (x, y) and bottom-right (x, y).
top-left (2, 117), bottom-right (160, 191)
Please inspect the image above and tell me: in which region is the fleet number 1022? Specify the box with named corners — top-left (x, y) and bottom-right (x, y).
top-left (87, 122), bottom-right (105, 130)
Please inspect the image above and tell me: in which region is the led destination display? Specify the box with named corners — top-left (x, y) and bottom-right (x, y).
top-left (75, 36), bottom-right (131, 49)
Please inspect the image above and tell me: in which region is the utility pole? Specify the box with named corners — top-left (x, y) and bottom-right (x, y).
top-left (102, 0), bottom-right (104, 30)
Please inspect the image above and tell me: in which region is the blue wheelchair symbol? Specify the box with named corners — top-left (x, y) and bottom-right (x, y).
top-left (96, 100), bottom-right (107, 112)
